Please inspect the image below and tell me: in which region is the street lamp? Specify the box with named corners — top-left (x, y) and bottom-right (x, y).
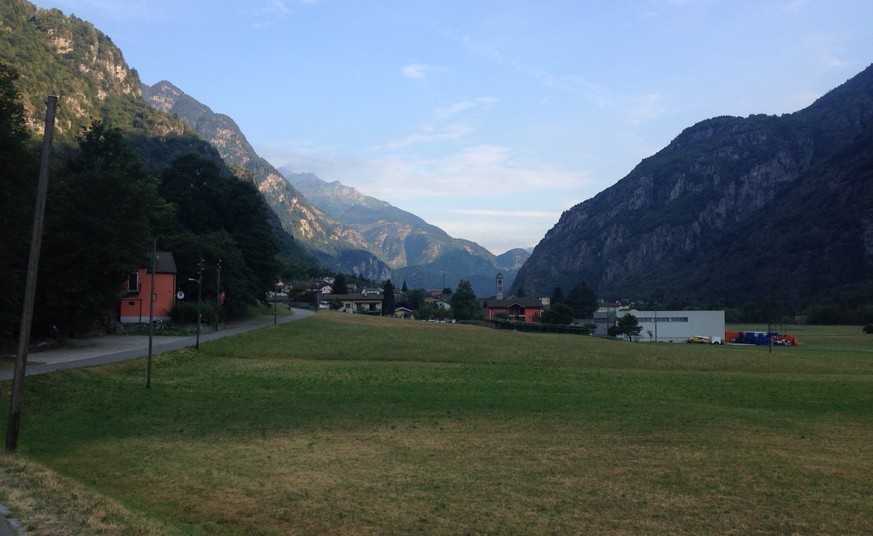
top-left (274, 280), bottom-right (281, 325)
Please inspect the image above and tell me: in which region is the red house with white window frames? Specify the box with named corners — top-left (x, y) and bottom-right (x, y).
top-left (119, 251), bottom-right (177, 323)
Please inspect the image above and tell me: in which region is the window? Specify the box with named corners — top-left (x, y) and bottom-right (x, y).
top-left (127, 272), bottom-right (139, 292)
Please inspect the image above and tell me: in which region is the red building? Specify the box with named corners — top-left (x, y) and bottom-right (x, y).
top-left (482, 296), bottom-right (547, 323)
top-left (119, 251), bottom-right (177, 324)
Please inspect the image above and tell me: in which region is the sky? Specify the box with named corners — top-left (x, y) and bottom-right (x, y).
top-left (29, 0), bottom-right (873, 255)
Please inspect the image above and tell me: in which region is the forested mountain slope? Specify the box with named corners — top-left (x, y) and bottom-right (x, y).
top-left (512, 63), bottom-right (873, 315)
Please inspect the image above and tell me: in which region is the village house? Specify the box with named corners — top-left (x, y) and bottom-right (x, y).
top-left (119, 251), bottom-right (177, 324)
top-left (329, 293), bottom-right (384, 315)
top-left (480, 273), bottom-right (548, 322)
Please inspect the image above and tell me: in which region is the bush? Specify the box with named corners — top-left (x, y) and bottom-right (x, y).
top-left (170, 301), bottom-right (218, 325)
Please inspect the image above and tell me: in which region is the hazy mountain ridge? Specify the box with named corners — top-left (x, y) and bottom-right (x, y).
top-left (513, 63), bottom-right (873, 310)
top-left (142, 78), bottom-right (520, 291)
top-left (142, 83), bottom-right (330, 246)
top-left (284, 170), bottom-right (528, 295)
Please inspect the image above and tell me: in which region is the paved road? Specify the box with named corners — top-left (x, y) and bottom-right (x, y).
top-left (0, 308), bottom-right (314, 535)
top-left (1, 308), bottom-right (314, 381)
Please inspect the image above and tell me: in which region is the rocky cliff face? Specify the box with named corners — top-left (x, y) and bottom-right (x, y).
top-left (143, 82), bottom-right (324, 241)
top-left (0, 3), bottom-right (184, 139)
top-left (142, 81), bottom-right (393, 280)
top-left (513, 63), bottom-right (873, 307)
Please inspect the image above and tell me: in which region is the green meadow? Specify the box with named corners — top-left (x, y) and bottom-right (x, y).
top-left (2, 314), bottom-right (873, 534)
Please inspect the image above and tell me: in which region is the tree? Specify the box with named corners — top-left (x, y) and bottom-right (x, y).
top-left (0, 63), bottom-right (38, 336)
top-left (158, 154), bottom-right (229, 234)
top-left (450, 279), bottom-right (483, 321)
top-left (37, 123), bottom-right (165, 335)
top-left (609, 313), bottom-right (642, 341)
top-left (403, 289), bottom-right (426, 311)
top-left (382, 279), bottom-right (396, 315)
top-left (550, 287), bottom-right (565, 305)
top-left (159, 153), bottom-right (279, 314)
top-left (332, 273), bottom-right (349, 295)
top-left (540, 302), bottom-right (574, 325)
top-left (567, 281), bottom-right (598, 318)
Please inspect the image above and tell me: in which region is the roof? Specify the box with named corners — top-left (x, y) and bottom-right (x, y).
top-left (482, 296), bottom-right (545, 309)
top-left (327, 294), bottom-right (383, 302)
top-left (149, 251), bottom-right (177, 274)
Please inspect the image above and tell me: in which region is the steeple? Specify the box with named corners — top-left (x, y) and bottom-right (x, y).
top-left (496, 272), bottom-right (504, 300)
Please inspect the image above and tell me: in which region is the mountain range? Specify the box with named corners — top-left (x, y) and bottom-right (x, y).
top-left (4, 0), bottom-right (873, 313)
top-left (141, 80), bottom-right (526, 296)
top-left (513, 63), bottom-right (873, 314)
top-left (0, 1), bottom-right (524, 297)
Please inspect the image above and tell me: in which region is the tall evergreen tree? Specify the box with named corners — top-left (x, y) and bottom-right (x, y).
top-left (382, 279), bottom-right (396, 315)
top-left (332, 273), bottom-right (349, 295)
top-left (450, 279), bottom-right (482, 321)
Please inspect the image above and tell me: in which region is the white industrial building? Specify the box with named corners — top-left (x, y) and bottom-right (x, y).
top-left (594, 309), bottom-right (725, 343)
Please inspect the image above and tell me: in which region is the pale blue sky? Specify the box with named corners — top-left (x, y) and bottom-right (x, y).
top-left (32, 0), bottom-right (873, 254)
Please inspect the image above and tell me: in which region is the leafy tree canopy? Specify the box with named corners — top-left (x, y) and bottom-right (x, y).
top-left (609, 313), bottom-right (642, 341)
top-left (540, 302), bottom-right (574, 325)
top-left (567, 281), bottom-right (598, 318)
top-left (0, 62), bottom-right (38, 335)
top-left (37, 122), bottom-right (163, 335)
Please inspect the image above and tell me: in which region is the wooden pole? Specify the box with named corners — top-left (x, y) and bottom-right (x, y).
top-left (146, 240), bottom-right (156, 389)
top-left (6, 96), bottom-right (58, 453)
top-left (195, 258), bottom-right (202, 350)
top-left (214, 259), bottom-right (221, 332)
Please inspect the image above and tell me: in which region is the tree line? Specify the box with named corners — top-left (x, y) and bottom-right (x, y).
top-left (1, 63), bottom-right (280, 339)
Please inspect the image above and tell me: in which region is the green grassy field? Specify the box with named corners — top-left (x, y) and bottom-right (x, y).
top-left (2, 314), bottom-right (873, 534)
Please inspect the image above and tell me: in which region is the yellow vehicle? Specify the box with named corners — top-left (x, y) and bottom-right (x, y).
top-left (687, 335), bottom-right (724, 345)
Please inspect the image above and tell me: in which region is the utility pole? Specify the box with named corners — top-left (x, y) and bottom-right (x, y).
top-left (146, 241), bottom-right (156, 389)
top-left (196, 257), bottom-right (203, 350)
top-left (6, 96), bottom-right (58, 453)
top-left (214, 259), bottom-right (221, 332)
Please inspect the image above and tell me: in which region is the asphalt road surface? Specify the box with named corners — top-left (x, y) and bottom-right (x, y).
top-left (1, 308), bottom-right (313, 380)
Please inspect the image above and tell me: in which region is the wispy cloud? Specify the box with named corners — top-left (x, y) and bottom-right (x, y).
top-left (402, 63), bottom-right (431, 79)
top-left (449, 208), bottom-right (560, 219)
top-left (445, 28), bottom-right (668, 126)
top-left (268, 0), bottom-right (291, 14)
top-left (385, 124), bottom-right (475, 151)
top-left (382, 97), bottom-right (496, 150)
top-left (262, 141), bottom-right (592, 202)
top-left (434, 97), bottom-right (497, 120)
top-left (355, 145), bottom-right (593, 201)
